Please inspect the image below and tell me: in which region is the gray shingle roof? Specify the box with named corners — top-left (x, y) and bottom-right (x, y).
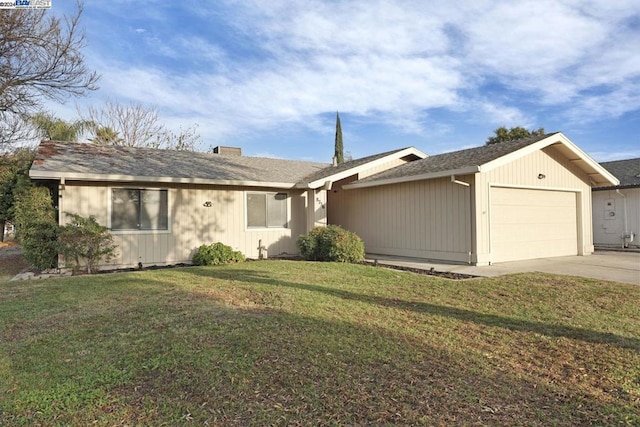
top-left (31, 141), bottom-right (330, 185)
top-left (355, 132), bottom-right (557, 184)
top-left (599, 157), bottom-right (640, 188)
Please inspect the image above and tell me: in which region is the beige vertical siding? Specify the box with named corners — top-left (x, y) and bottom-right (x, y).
top-left (62, 182), bottom-right (308, 268)
top-left (330, 144), bottom-right (594, 265)
top-left (592, 188), bottom-right (640, 248)
top-left (330, 177), bottom-right (472, 263)
top-left (474, 145), bottom-right (594, 264)
top-left (306, 189), bottom-right (328, 231)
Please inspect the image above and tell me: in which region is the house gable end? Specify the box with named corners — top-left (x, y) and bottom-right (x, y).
top-left (300, 147), bottom-right (427, 189)
top-left (479, 133), bottom-right (618, 187)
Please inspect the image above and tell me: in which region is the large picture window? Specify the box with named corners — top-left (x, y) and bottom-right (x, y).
top-left (111, 189), bottom-right (168, 231)
top-left (246, 192), bottom-right (287, 228)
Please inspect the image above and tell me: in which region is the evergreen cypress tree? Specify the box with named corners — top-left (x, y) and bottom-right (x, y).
top-left (334, 112), bottom-right (344, 164)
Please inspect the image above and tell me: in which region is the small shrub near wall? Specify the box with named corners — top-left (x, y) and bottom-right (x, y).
top-left (192, 242), bottom-right (245, 266)
top-left (297, 225), bottom-right (365, 263)
top-left (58, 213), bottom-right (117, 274)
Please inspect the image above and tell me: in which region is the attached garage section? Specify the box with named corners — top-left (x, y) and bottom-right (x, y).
top-left (490, 187), bottom-right (578, 263)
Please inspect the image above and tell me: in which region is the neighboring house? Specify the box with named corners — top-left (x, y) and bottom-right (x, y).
top-left (592, 158), bottom-right (640, 249)
top-left (28, 132), bottom-right (617, 269)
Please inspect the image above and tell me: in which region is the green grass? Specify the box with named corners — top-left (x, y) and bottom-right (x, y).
top-left (1, 261), bottom-right (639, 426)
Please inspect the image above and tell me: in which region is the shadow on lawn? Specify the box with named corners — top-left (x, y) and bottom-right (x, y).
top-left (189, 267), bottom-right (640, 351)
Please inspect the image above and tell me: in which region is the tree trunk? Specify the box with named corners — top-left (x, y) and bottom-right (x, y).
top-left (0, 220), bottom-right (5, 242)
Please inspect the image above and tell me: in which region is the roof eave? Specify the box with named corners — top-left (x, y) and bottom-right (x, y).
top-left (28, 170), bottom-right (297, 189)
top-left (479, 132), bottom-right (619, 187)
top-left (343, 166), bottom-right (481, 190)
top-left (592, 184), bottom-right (640, 191)
top-left (303, 147), bottom-right (428, 189)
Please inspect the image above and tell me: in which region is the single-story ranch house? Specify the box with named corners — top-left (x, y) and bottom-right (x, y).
top-left (29, 132), bottom-right (617, 269)
top-left (592, 157), bottom-right (639, 249)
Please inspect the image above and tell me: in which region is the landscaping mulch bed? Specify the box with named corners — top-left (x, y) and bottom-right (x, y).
top-left (1, 243), bottom-right (476, 280)
top-left (362, 261), bottom-right (478, 279)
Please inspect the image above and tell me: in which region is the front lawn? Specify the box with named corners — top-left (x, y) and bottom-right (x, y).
top-left (1, 261), bottom-right (638, 425)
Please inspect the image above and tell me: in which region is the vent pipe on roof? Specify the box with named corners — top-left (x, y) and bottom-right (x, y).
top-left (213, 146), bottom-right (242, 156)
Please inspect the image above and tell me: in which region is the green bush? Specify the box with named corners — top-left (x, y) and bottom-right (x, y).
top-left (297, 225), bottom-right (365, 263)
top-left (192, 242), bottom-right (245, 266)
top-left (21, 221), bottom-right (59, 270)
top-left (58, 213), bottom-right (117, 274)
top-left (13, 186), bottom-right (59, 270)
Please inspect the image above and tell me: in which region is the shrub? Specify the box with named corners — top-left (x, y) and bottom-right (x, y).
top-left (58, 213), bottom-right (117, 274)
top-left (13, 186), bottom-right (59, 270)
top-left (21, 221), bottom-right (59, 270)
top-left (192, 242), bottom-right (245, 266)
top-left (297, 225), bottom-right (365, 263)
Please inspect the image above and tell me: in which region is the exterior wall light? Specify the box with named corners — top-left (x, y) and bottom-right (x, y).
top-left (537, 173), bottom-right (546, 179)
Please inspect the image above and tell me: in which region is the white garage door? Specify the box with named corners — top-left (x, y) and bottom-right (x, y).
top-left (491, 187), bottom-right (578, 263)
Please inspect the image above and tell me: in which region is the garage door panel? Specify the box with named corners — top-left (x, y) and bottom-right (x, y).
top-left (493, 207), bottom-right (574, 223)
top-left (491, 187), bottom-right (577, 263)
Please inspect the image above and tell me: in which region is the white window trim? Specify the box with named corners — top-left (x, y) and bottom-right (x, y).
top-left (244, 191), bottom-right (290, 230)
top-left (107, 186), bottom-right (172, 235)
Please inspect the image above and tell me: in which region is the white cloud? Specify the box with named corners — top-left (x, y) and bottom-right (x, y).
top-left (69, 0), bottom-right (640, 151)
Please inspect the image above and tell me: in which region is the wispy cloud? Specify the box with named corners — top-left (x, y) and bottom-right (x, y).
top-left (53, 0), bottom-right (640, 156)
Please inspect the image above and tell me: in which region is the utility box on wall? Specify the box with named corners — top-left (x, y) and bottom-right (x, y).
top-left (603, 198), bottom-right (617, 234)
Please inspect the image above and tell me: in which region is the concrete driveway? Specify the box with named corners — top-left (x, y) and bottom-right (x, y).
top-left (369, 251), bottom-right (640, 285)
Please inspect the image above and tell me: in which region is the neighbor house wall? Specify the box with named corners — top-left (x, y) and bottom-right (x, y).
top-left (329, 176), bottom-right (472, 263)
top-left (472, 145), bottom-right (594, 265)
top-left (61, 181), bottom-right (308, 268)
top-left (592, 187), bottom-right (640, 249)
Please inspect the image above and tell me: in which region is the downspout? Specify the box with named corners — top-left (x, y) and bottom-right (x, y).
top-left (451, 175), bottom-right (470, 188)
top-left (451, 176), bottom-right (473, 264)
top-left (615, 189), bottom-right (634, 248)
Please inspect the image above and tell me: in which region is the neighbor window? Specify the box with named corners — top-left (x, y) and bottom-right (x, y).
top-left (111, 189), bottom-right (168, 231)
top-left (246, 192), bottom-right (287, 228)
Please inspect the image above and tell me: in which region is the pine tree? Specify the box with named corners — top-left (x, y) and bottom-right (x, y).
top-left (334, 112), bottom-right (344, 164)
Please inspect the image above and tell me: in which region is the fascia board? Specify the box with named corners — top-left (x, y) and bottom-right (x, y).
top-left (478, 132), bottom-right (619, 186)
top-left (28, 170), bottom-right (296, 189)
top-left (342, 166), bottom-right (480, 190)
top-left (305, 147), bottom-right (428, 189)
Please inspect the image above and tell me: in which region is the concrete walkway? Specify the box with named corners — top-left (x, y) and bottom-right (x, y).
top-left (367, 251), bottom-right (640, 285)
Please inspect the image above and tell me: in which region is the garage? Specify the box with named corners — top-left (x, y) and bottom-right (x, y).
top-left (332, 132), bottom-right (618, 265)
top-left (490, 187), bottom-right (578, 263)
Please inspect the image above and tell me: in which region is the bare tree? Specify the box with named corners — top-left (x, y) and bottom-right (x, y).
top-left (81, 100), bottom-right (200, 150)
top-left (0, 2), bottom-right (99, 147)
top-left (149, 124), bottom-right (200, 151)
top-left (82, 100), bottom-right (164, 147)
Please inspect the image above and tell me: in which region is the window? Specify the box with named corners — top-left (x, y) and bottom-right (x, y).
top-left (246, 192), bottom-right (287, 228)
top-left (111, 189), bottom-right (168, 231)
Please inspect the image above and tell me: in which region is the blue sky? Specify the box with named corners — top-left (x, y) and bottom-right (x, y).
top-left (49, 0), bottom-right (640, 163)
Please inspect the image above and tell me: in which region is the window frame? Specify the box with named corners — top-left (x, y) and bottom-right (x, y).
top-left (245, 191), bottom-right (289, 230)
top-left (108, 187), bottom-right (171, 234)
